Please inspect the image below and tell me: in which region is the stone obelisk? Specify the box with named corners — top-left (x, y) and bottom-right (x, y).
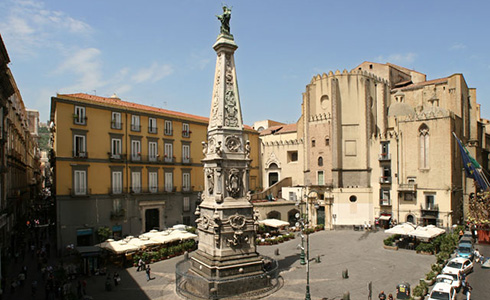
top-left (185, 6), bottom-right (271, 299)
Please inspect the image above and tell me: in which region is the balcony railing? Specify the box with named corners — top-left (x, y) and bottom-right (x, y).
top-left (398, 183), bottom-right (417, 192)
top-left (130, 154), bottom-right (142, 162)
top-left (379, 176), bottom-right (392, 184)
top-left (73, 151), bottom-right (88, 158)
top-left (421, 204), bottom-right (439, 218)
top-left (131, 124), bottom-right (141, 132)
top-left (108, 152), bottom-right (125, 162)
top-left (148, 127), bottom-right (158, 134)
top-left (69, 188), bottom-right (91, 197)
top-left (181, 186), bottom-right (193, 193)
top-left (163, 156), bottom-right (175, 164)
top-left (378, 153), bottom-right (391, 161)
top-left (164, 186), bottom-right (177, 193)
top-left (182, 130), bottom-right (191, 138)
top-left (380, 199), bottom-right (391, 206)
top-left (421, 204), bottom-right (439, 212)
top-left (111, 121), bottom-right (123, 129)
top-left (182, 157), bottom-right (192, 164)
top-left (164, 129), bottom-right (173, 136)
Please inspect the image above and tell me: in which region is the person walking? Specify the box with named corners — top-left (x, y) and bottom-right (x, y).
top-left (146, 265), bottom-right (151, 281)
top-left (114, 272), bottom-right (120, 287)
top-left (388, 294), bottom-right (394, 300)
top-left (463, 279), bottom-right (472, 300)
top-left (137, 258), bottom-right (144, 272)
top-left (378, 290), bottom-right (386, 300)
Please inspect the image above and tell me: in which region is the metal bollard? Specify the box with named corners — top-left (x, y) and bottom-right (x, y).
top-left (316, 255), bottom-right (321, 263)
top-left (274, 248), bottom-right (280, 256)
top-left (342, 268), bottom-right (349, 279)
top-left (342, 291), bottom-right (350, 300)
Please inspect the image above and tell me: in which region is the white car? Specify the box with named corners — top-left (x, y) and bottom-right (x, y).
top-left (442, 257), bottom-right (473, 275)
top-left (428, 282), bottom-right (456, 300)
top-left (436, 273), bottom-right (461, 290)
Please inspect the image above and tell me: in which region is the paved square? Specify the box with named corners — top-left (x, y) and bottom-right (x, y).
top-left (81, 230), bottom-right (436, 300)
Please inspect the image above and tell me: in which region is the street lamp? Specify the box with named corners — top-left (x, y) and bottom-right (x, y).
top-left (296, 190), bottom-right (319, 300)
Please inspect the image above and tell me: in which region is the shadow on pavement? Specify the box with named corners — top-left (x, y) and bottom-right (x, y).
top-left (277, 253), bottom-right (300, 272)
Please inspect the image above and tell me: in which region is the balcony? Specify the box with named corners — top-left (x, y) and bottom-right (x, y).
top-left (108, 153), bottom-right (125, 162)
top-left (164, 129), bottom-right (173, 136)
top-left (181, 186), bottom-right (193, 193)
top-left (111, 121), bottom-right (123, 129)
top-left (182, 130), bottom-right (191, 138)
top-left (182, 157), bottom-right (192, 164)
top-left (163, 156), bottom-right (175, 164)
top-left (420, 204), bottom-right (439, 218)
top-left (110, 209), bottom-right (126, 221)
top-left (131, 124), bottom-right (141, 132)
top-left (164, 186), bottom-right (177, 193)
top-left (73, 151), bottom-right (88, 158)
top-left (379, 198), bottom-right (391, 207)
top-left (130, 186), bottom-right (142, 194)
top-left (73, 115), bottom-right (87, 125)
top-left (108, 187), bottom-right (123, 195)
top-left (398, 183), bottom-right (417, 192)
top-left (130, 154), bottom-right (142, 162)
top-left (378, 153), bottom-right (391, 161)
top-left (69, 188), bottom-right (91, 197)
top-left (379, 176), bottom-right (392, 184)
top-left (148, 127), bottom-right (158, 134)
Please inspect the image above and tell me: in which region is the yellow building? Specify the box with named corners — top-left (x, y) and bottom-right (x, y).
top-left (50, 93), bottom-right (260, 248)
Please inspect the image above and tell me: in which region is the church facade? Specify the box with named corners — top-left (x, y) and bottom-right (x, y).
top-left (258, 62), bottom-right (488, 229)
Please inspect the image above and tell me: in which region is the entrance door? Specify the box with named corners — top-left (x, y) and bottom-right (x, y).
top-left (316, 206), bottom-right (325, 225)
top-left (268, 172), bottom-right (278, 186)
top-left (145, 209), bottom-right (160, 232)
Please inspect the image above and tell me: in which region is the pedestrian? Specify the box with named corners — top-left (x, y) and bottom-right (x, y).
top-left (82, 279), bottom-right (87, 295)
top-left (388, 294), bottom-right (394, 300)
top-left (114, 272), bottom-right (120, 287)
top-left (463, 279), bottom-right (472, 300)
top-left (137, 258), bottom-right (144, 272)
top-left (378, 290), bottom-right (386, 300)
top-left (146, 265), bottom-right (151, 281)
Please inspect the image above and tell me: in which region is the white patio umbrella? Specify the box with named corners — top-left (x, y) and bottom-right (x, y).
top-left (96, 239), bottom-right (139, 254)
top-left (258, 219), bottom-right (290, 228)
top-left (409, 225), bottom-right (445, 241)
top-left (384, 223), bottom-right (417, 235)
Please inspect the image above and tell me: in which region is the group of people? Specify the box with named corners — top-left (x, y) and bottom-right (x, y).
top-left (136, 258), bottom-right (152, 281)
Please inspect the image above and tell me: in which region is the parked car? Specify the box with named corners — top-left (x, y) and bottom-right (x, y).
top-left (456, 244), bottom-right (474, 260)
top-left (459, 237), bottom-right (474, 247)
top-left (427, 282), bottom-right (456, 300)
top-left (436, 273), bottom-right (461, 290)
top-left (462, 230), bottom-right (475, 243)
top-left (442, 257), bottom-right (473, 275)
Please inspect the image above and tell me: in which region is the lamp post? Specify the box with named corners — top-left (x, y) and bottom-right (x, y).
top-left (296, 190), bottom-right (319, 300)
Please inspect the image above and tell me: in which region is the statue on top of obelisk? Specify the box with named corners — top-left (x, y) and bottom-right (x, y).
top-left (216, 5), bottom-right (232, 36)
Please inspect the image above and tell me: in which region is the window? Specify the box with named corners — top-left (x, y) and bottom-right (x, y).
top-left (131, 140), bottom-right (141, 161)
top-left (325, 137), bottom-right (330, 146)
top-left (148, 141), bottom-right (158, 162)
top-left (182, 123), bottom-right (190, 137)
top-left (164, 142), bottom-right (173, 162)
top-left (183, 197), bottom-right (190, 212)
top-left (111, 138), bottom-right (122, 159)
top-left (349, 195), bottom-right (357, 202)
top-left (318, 156), bottom-right (323, 167)
top-left (381, 167), bottom-right (391, 183)
top-left (74, 134), bottom-right (86, 157)
top-left (380, 189), bottom-right (390, 205)
top-left (312, 139), bottom-right (316, 147)
top-left (380, 142), bottom-right (390, 159)
top-left (318, 171), bottom-right (324, 185)
top-left (425, 194), bottom-right (435, 210)
top-left (148, 117), bottom-right (157, 134)
top-left (111, 112), bottom-right (122, 129)
top-left (182, 173), bottom-right (191, 192)
top-left (131, 115), bottom-right (140, 132)
top-left (74, 106), bottom-right (86, 125)
top-left (74, 170), bottom-right (87, 195)
top-left (165, 172), bottom-right (173, 192)
top-left (113, 198), bottom-right (122, 213)
top-left (131, 171), bottom-right (141, 193)
top-left (183, 216), bottom-right (191, 225)
top-left (149, 171), bottom-right (158, 193)
top-left (287, 151), bottom-right (298, 163)
top-left (288, 192), bottom-right (297, 201)
top-left (164, 120), bottom-right (173, 136)
top-left (182, 144), bottom-right (190, 163)
top-left (419, 125), bottom-right (429, 169)
top-left (112, 171), bottom-right (123, 194)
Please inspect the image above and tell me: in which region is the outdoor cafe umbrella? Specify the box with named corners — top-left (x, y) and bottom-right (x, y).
top-left (258, 219), bottom-right (290, 228)
top-left (384, 223), bottom-right (416, 235)
top-left (96, 239), bottom-right (139, 254)
top-left (409, 225), bottom-right (445, 241)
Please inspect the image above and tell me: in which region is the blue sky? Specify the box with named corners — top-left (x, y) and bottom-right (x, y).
top-left (1, 0), bottom-right (490, 125)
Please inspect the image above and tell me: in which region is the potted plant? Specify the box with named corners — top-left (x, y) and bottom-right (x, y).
top-left (412, 284), bottom-right (425, 300)
top-left (425, 270), bottom-right (436, 285)
top-left (383, 235), bottom-right (398, 250)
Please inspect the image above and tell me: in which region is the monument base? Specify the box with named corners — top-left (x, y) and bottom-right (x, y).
top-left (176, 252), bottom-right (281, 299)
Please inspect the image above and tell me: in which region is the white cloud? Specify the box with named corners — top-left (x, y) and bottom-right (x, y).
top-left (131, 62), bottom-right (174, 84)
top-left (450, 43), bottom-right (467, 50)
top-left (375, 53), bottom-right (417, 65)
top-left (0, 0), bottom-right (92, 56)
top-left (56, 48), bottom-right (104, 92)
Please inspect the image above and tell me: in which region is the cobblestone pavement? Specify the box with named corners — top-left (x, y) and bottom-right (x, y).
top-left (8, 229), bottom-right (488, 300)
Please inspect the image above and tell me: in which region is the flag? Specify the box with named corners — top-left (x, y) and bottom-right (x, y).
top-left (453, 133), bottom-right (489, 191)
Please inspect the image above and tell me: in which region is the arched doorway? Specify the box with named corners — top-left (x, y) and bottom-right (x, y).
top-left (406, 214), bottom-right (415, 224)
top-left (145, 209), bottom-right (160, 231)
top-left (267, 211), bottom-right (281, 220)
top-left (288, 209), bottom-right (300, 226)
